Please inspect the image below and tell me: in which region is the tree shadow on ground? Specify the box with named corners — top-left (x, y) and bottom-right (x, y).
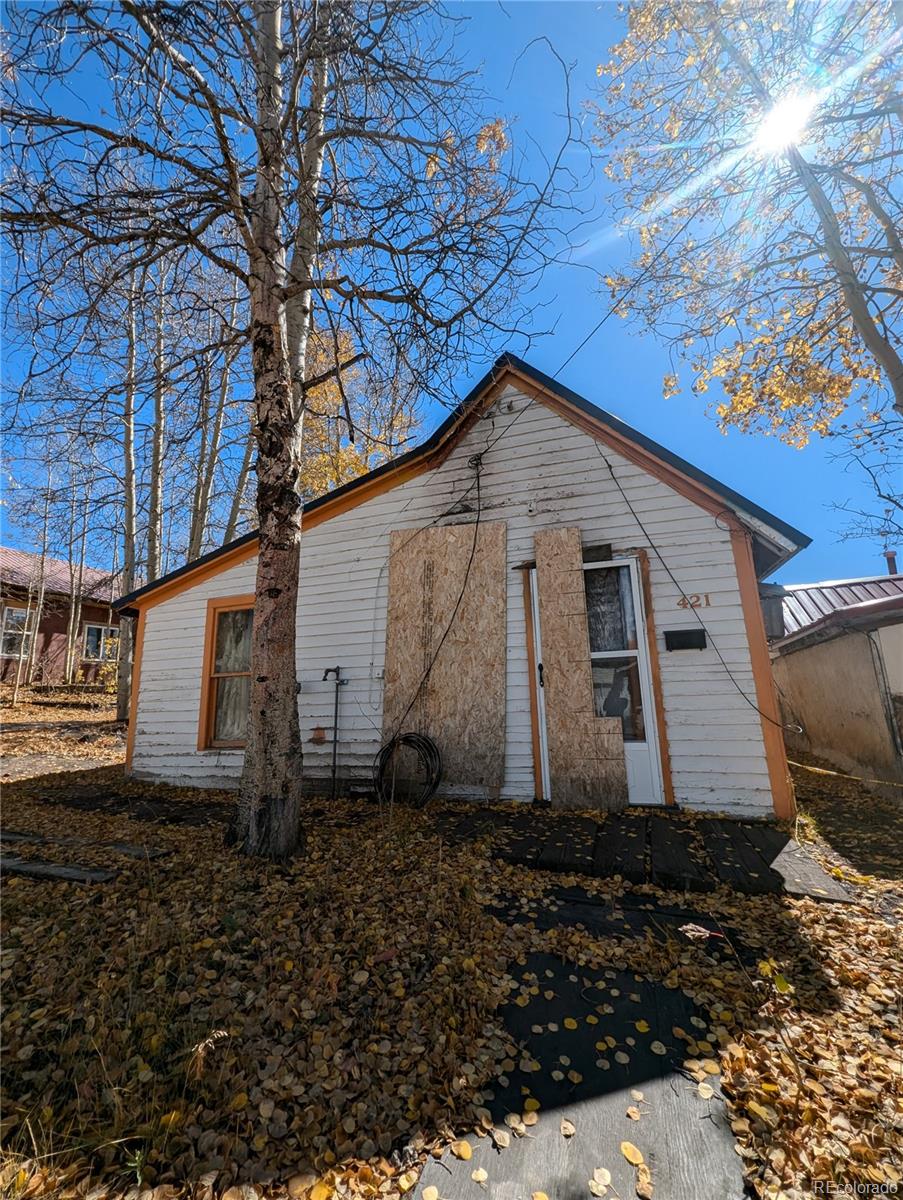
top-left (792, 759), bottom-right (903, 882)
top-left (2, 764), bottom-right (237, 825)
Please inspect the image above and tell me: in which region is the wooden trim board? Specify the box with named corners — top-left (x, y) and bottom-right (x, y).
top-left (730, 529), bottom-right (796, 820)
top-left (521, 567), bottom-right (545, 801)
top-left (124, 608), bottom-right (145, 771)
top-left (633, 548), bottom-right (676, 807)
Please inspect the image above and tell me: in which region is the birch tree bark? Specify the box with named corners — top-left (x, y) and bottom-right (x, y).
top-left (24, 475), bottom-right (51, 687)
top-left (117, 281), bottom-right (139, 722)
top-left (147, 268), bottom-right (168, 582)
top-left (64, 493), bottom-right (88, 685)
top-left (224, 425), bottom-right (256, 544)
top-left (234, 0), bottom-right (326, 859)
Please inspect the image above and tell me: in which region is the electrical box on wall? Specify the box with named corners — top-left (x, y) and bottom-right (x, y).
top-left (664, 628), bottom-right (707, 651)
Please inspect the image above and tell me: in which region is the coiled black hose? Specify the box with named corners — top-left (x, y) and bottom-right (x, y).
top-left (373, 732), bottom-right (442, 807)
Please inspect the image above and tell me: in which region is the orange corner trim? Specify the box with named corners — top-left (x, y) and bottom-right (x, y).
top-left (730, 528), bottom-right (796, 821)
top-left (124, 608), bottom-right (145, 772)
top-left (634, 548), bottom-right (675, 807)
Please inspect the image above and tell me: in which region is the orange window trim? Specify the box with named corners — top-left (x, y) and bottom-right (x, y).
top-left (197, 594), bottom-right (256, 752)
top-left (730, 529), bottom-right (796, 821)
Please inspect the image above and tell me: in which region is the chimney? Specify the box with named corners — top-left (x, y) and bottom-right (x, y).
top-left (884, 548), bottom-right (898, 575)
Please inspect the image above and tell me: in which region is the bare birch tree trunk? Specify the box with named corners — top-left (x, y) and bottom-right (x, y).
top-left (64, 493), bottom-right (88, 685)
top-left (147, 268), bottom-right (167, 581)
top-left (117, 280), bottom-right (139, 721)
top-left (225, 423), bottom-right (256, 543)
top-left (11, 592), bottom-right (35, 706)
top-left (25, 474), bottom-right (51, 686)
top-left (188, 345), bottom-right (234, 560)
top-left (188, 351), bottom-right (212, 560)
top-left (235, 0), bottom-right (329, 860)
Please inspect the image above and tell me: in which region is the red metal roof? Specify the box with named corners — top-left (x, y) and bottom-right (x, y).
top-left (781, 574), bottom-right (903, 636)
top-left (0, 545), bottom-right (119, 603)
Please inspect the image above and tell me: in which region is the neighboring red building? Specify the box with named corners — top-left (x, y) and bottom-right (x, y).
top-left (0, 545), bottom-right (121, 685)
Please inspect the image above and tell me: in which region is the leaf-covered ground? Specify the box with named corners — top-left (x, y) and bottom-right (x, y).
top-left (1, 688), bottom-right (124, 781)
top-left (1, 764), bottom-right (900, 1200)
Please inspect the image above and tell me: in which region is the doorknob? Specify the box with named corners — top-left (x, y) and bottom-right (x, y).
top-left (538, 662), bottom-right (544, 687)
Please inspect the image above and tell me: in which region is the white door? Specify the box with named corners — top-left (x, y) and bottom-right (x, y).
top-left (530, 558), bottom-right (664, 807)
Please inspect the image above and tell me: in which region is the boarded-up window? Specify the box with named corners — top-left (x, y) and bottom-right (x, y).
top-left (382, 521), bottom-right (507, 795)
top-left (534, 527), bottom-right (627, 810)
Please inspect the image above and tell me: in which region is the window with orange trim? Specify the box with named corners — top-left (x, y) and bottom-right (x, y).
top-left (199, 597), bottom-right (254, 749)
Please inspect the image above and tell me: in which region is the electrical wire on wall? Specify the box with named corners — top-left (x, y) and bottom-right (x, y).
top-left (360, 206), bottom-right (706, 748)
top-left (387, 454), bottom-right (484, 742)
top-left (367, 197), bottom-right (778, 792)
top-left (593, 441), bottom-right (804, 735)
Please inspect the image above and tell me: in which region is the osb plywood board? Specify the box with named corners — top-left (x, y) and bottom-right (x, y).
top-left (535, 526), bottom-right (627, 810)
top-left (383, 521), bottom-right (507, 792)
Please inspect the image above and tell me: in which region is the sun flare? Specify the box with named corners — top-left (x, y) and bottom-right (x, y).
top-left (753, 92), bottom-right (819, 155)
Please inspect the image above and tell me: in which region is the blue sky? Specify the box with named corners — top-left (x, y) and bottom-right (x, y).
top-left (3, 2), bottom-right (891, 585)
top-left (436, 1), bottom-right (890, 585)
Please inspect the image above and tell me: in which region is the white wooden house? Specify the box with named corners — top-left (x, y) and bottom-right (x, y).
top-left (115, 355), bottom-right (809, 819)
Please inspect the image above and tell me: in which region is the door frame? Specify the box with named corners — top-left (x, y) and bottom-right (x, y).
top-left (528, 567), bottom-right (552, 800)
top-left (528, 556), bottom-right (666, 807)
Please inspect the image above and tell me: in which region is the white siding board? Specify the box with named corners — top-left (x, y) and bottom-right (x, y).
top-left (131, 383), bottom-right (774, 814)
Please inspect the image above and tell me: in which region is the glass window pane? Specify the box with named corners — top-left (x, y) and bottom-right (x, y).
top-left (84, 626), bottom-right (103, 659)
top-left (214, 609), bottom-right (253, 673)
top-left (585, 566), bottom-right (637, 652)
top-left (103, 628), bottom-right (120, 660)
top-left (591, 656), bottom-right (645, 741)
top-left (4, 608), bottom-right (26, 632)
top-left (1, 632), bottom-right (22, 656)
top-left (213, 675), bottom-right (250, 742)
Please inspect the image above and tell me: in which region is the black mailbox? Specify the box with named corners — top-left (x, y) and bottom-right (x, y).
top-left (664, 628), bottom-right (707, 651)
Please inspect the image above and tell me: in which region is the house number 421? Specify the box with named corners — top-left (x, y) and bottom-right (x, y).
top-left (677, 593), bottom-right (711, 608)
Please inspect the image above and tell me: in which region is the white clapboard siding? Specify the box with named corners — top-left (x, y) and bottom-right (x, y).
top-left (131, 383), bottom-right (774, 815)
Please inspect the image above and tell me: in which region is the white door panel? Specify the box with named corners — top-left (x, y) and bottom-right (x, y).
top-left (530, 558), bottom-right (664, 808)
